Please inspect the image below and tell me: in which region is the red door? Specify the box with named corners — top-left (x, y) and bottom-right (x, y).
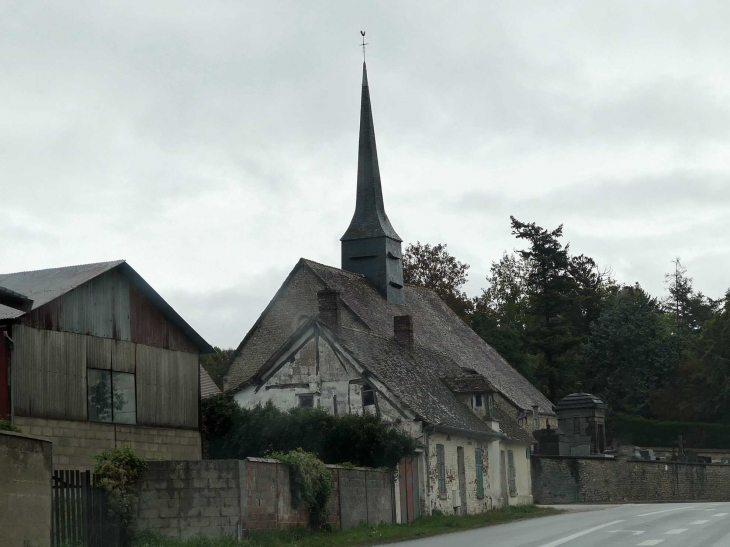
top-left (0, 333), bottom-right (9, 418)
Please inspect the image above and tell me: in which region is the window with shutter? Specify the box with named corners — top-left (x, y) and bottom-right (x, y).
top-left (475, 448), bottom-right (484, 498)
top-left (436, 444), bottom-right (446, 496)
top-left (507, 450), bottom-right (516, 496)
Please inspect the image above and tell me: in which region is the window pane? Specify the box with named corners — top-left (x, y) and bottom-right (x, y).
top-left (299, 394), bottom-right (314, 408)
top-left (88, 369), bottom-right (112, 423)
top-left (362, 384), bottom-right (375, 406)
top-left (112, 372), bottom-right (136, 424)
top-left (475, 394), bottom-right (482, 407)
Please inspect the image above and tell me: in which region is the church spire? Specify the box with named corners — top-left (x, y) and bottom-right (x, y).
top-left (341, 62), bottom-right (401, 242)
top-left (341, 61), bottom-right (405, 305)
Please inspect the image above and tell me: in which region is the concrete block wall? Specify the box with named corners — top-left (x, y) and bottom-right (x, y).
top-left (137, 460), bottom-right (242, 539)
top-left (1, 431), bottom-right (53, 547)
top-left (532, 455), bottom-right (730, 504)
top-left (136, 458), bottom-right (394, 538)
top-left (15, 416), bottom-right (201, 470)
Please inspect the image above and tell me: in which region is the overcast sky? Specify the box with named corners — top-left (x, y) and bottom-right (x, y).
top-left (2, 1), bottom-right (729, 349)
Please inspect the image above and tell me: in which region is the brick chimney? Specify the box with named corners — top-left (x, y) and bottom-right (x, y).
top-left (317, 289), bottom-right (340, 327)
top-left (394, 315), bottom-right (413, 353)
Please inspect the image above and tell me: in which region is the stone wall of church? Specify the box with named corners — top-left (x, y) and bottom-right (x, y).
top-left (233, 331), bottom-right (421, 438)
top-left (225, 266), bottom-right (362, 391)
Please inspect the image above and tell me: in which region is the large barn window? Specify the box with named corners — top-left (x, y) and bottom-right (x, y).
top-left (87, 369), bottom-right (136, 424)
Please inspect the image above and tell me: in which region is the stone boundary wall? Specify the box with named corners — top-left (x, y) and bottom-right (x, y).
top-left (532, 455), bottom-right (730, 504)
top-left (136, 458), bottom-right (395, 539)
top-left (1, 430), bottom-right (53, 547)
top-left (16, 416), bottom-right (201, 470)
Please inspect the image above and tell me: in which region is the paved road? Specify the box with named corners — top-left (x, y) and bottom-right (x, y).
top-left (393, 503), bottom-right (730, 547)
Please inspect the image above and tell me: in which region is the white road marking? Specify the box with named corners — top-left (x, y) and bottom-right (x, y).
top-left (608, 530), bottom-right (645, 535)
top-left (536, 520), bottom-right (626, 547)
top-left (637, 506), bottom-right (703, 517)
top-left (665, 529), bottom-right (687, 535)
top-left (690, 520), bottom-right (710, 524)
top-left (712, 513), bottom-right (729, 517)
top-left (638, 541), bottom-right (664, 546)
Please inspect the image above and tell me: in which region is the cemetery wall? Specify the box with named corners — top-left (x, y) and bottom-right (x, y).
top-left (532, 455), bottom-right (730, 504)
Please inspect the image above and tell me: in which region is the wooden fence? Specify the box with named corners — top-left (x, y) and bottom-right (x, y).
top-left (52, 470), bottom-right (120, 547)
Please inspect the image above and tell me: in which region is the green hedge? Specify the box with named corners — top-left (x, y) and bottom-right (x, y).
top-left (202, 396), bottom-right (417, 468)
top-left (608, 414), bottom-right (730, 449)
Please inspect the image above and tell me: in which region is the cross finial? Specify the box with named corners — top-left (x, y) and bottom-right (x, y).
top-left (360, 31), bottom-right (368, 61)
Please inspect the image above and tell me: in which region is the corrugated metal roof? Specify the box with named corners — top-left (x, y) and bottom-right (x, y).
top-left (0, 261), bottom-right (124, 320)
top-left (200, 365), bottom-right (221, 398)
top-left (0, 260), bottom-right (213, 353)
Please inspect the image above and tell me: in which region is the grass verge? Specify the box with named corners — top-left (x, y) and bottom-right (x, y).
top-left (132, 505), bottom-right (561, 547)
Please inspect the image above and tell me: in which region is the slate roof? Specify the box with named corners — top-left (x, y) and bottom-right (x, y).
top-left (333, 326), bottom-right (499, 437)
top-left (304, 259), bottom-right (554, 415)
top-left (493, 402), bottom-right (535, 444)
top-left (341, 63), bottom-right (401, 243)
top-left (0, 261), bottom-right (213, 353)
top-left (200, 365), bottom-right (222, 398)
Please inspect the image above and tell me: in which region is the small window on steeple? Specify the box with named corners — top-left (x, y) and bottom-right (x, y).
top-left (474, 394), bottom-right (483, 407)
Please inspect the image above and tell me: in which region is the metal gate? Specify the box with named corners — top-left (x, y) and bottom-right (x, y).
top-left (52, 470), bottom-right (120, 547)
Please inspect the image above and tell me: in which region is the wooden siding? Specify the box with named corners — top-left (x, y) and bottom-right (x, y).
top-left (136, 344), bottom-right (198, 429)
top-left (17, 269), bottom-right (197, 354)
top-left (12, 325), bottom-right (197, 429)
top-left (129, 284), bottom-right (197, 353)
top-left (13, 325), bottom-right (87, 420)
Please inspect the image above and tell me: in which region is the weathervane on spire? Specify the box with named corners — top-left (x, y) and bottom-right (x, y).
top-left (360, 31), bottom-right (368, 61)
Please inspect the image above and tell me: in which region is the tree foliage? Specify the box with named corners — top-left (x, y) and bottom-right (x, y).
top-left (200, 347), bottom-right (235, 389)
top-left (270, 449), bottom-right (334, 528)
top-left (580, 284), bottom-right (681, 415)
top-left (403, 242), bottom-right (474, 318)
top-left (202, 398), bottom-right (416, 468)
top-left (404, 227), bottom-right (728, 424)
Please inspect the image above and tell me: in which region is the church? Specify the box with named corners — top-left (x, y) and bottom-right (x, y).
top-left (224, 61), bottom-right (553, 519)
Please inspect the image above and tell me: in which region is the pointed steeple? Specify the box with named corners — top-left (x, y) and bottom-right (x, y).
top-left (341, 62), bottom-right (401, 242)
top-left (341, 62), bottom-right (405, 305)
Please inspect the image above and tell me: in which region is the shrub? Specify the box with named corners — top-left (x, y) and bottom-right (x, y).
top-left (271, 449), bottom-right (334, 528)
top-left (204, 401), bottom-right (416, 468)
top-left (94, 445), bottom-right (148, 535)
top-left (0, 419), bottom-right (20, 432)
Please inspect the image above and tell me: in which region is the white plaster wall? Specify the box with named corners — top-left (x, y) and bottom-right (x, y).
top-left (425, 431), bottom-right (493, 516)
top-left (233, 332), bottom-right (422, 440)
top-left (503, 440), bottom-right (533, 506)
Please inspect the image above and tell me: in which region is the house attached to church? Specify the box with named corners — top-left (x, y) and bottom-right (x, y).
top-left (225, 62), bottom-right (552, 517)
top-left (0, 260), bottom-right (213, 470)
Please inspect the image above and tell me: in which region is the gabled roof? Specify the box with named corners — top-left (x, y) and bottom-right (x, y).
top-left (228, 258), bottom-right (552, 414)
top-left (0, 261), bottom-right (124, 320)
top-left (248, 317), bottom-right (501, 438)
top-left (200, 365), bottom-right (222, 398)
top-left (303, 259), bottom-right (553, 414)
top-left (493, 403), bottom-right (535, 444)
top-left (0, 260), bottom-right (213, 353)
